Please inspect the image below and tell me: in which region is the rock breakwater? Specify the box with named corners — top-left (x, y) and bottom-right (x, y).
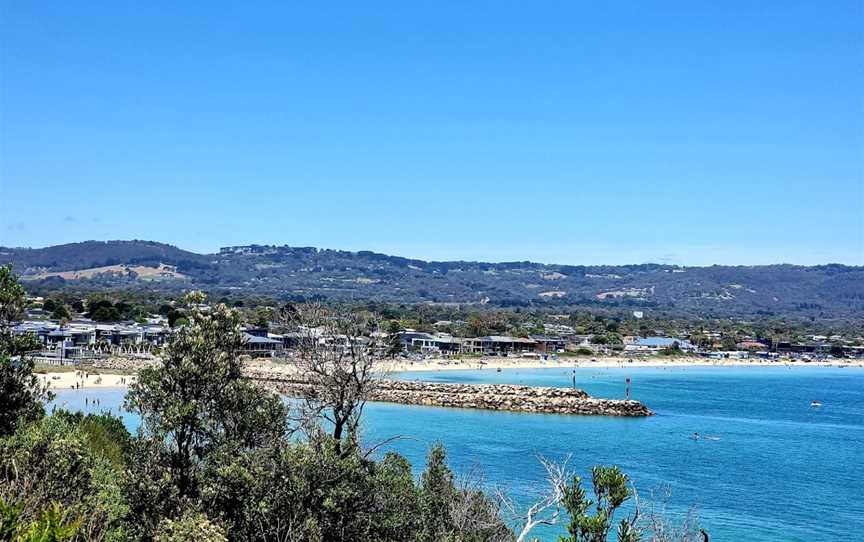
top-left (246, 371), bottom-right (652, 417)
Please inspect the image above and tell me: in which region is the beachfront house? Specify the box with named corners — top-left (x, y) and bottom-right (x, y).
top-left (463, 336), bottom-right (537, 356)
top-left (14, 318), bottom-right (170, 356)
top-left (624, 336), bottom-right (696, 354)
top-left (529, 335), bottom-right (566, 353)
top-left (241, 332), bottom-right (284, 357)
top-left (396, 331), bottom-right (462, 354)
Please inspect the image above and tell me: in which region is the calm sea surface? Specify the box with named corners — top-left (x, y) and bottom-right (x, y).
top-left (52, 366), bottom-right (864, 541)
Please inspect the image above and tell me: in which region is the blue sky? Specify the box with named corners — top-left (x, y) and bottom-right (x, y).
top-left (1, 1), bottom-right (862, 265)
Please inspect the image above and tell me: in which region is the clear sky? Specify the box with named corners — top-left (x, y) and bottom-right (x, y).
top-left (1, 1), bottom-right (862, 266)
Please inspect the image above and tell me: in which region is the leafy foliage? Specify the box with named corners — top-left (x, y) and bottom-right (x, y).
top-left (125, 292), bottom-right (288, 500)
top-left (0, 500), bottom-right (82, 542)
top-left (0, 356), bottom-right (53, 437)
top-left (154, 511), bottom-right (227, 542)
top-left (560, 466), bottom-right (640, 542)
top-left (0, 265), bottom-right (52, 437)
top-left (0, 414), bottom-right (130, 541)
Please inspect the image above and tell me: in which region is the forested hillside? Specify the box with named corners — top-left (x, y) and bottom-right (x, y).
top-left (2, 241), bottom-right (862, 318)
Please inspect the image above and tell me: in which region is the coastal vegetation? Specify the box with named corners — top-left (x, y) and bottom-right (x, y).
top-left (2, 265), bottom-right (701, 541)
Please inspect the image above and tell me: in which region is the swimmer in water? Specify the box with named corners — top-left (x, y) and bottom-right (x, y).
top-left (692, 432), bottom-right (700, 440)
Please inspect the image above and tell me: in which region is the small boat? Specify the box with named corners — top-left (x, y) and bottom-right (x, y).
top-left (810, 401), bottom-right (822, 408)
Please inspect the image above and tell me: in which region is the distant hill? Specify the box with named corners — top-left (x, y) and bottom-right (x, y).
top-left (0, 240), bottom-right (206, 272)
top-left (2, 240), bottom-right (862, 319)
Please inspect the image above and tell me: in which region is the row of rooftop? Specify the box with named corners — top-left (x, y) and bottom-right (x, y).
top-left (11, 317), bottom-right (864, 362)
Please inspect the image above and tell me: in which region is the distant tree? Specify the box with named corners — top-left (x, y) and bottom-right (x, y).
top-left (90, 305), bottom-right (120, 322)
top-left (688, 333), bottom-right (711, 349)
top-left (51, 303), bottom-right (71, 320)
top-left (592, 333), bottom-right (623, 346)
top-left (466, 314), bottom-right (490, 337)
top-left (465, 312), bottom-right (509, 337)
top-left (659, 342), bottom-right (684, 357)
top-left (252, 307), bottom-right (271, 328)
top-left (114, 300), bottom-right (138, 320)
top-left (166, 308), bottom-right (186, 327)
top-left (171, 316), bottom-right (189, 328)
top-left (87, 299), bottom-right (123, 322)
top-left (527, 322), bottom-right (546, 335)
top-left (385, 319), bottom-right (402, 334)
top-left (386, 332), bottom-right (403, 358)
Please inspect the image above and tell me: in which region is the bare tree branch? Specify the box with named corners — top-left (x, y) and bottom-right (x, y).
top-left (495, 453), bottom-right (572, 542)
top-left (278, 303), bottom-right (387, 457)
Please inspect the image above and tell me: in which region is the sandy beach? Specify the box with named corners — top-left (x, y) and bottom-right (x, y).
top-left (380, 355), bottom-right (864, 373)
top-left (36, 355), bottom-right (863, 391)
top-left (37, 369), bottom-right (137, 391)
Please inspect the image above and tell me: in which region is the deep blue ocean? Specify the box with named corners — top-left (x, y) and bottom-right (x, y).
top-left (52, 366), bottom-right (864, 541)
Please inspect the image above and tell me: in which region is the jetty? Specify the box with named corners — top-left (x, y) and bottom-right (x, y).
top-left (247, 371), bottom-right (652, 417)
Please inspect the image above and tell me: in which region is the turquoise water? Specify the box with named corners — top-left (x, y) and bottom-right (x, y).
top-left (52, 366), bottom-right (864, 541)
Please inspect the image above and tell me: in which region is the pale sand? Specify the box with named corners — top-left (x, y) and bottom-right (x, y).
top-left (382, 356), bottom-right (864, 373)
top-left (37, 356), bottom-right (863, 391)
top-left (37, 370), bottom-right (137, 391)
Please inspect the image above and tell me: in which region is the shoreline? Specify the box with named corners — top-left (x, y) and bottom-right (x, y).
top-left (38, 356), bottom-right (863, 392)
top-left (381, 356), bottom-right (864, 373)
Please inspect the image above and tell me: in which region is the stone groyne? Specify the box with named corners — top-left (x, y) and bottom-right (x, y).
top-left (85, 357), bottom-right (159, 372)
top-left (246, 371), bottom-right (652, 417)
